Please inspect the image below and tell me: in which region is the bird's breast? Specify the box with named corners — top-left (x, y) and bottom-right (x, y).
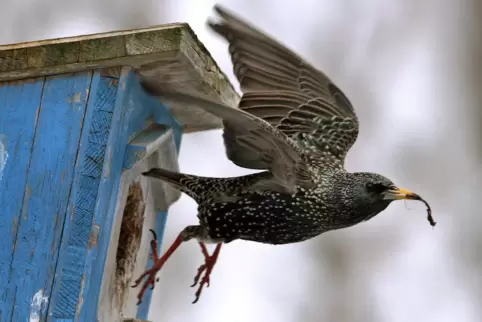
top-left (197, 189), bottom-right (340, 245)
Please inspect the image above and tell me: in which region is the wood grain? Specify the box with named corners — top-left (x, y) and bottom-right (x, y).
top-left (0, 78), bottom-right (45, 321)
top-left (0, 24), bottom-right (240, 132)
top-left (47, 69), bottom-right (119, 321)
top-left (0, 72), bottom-right (92, 321)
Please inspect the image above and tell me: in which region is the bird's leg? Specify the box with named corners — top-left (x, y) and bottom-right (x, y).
top-left (191, 243), bottom-right (222, 304)
top-left (132, 225), bottom-right (201, 305)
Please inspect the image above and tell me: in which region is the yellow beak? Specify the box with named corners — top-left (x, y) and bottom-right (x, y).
top-left (383, 187), bottom-right (421, 201)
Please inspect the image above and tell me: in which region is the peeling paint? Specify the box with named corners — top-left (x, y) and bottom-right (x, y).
top-left (0, 134), bottom-right (8, 184)
top-left (88, 224), bottom-right (100, 249)
top-left (104, 147), bottom-right (111, 177)
top-left (75, 274), bottom-right (86, 319)
top-left (69, 92), bottom-right (82, 103)
top-left (29, 289), bottom-right (49, 322)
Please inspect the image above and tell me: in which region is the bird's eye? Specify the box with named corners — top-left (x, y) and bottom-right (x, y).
top-left (366, 182), bottom-right (386, 194)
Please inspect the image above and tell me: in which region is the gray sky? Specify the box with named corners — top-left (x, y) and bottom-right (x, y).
top-left (151, 1), bottom-right (479, 322)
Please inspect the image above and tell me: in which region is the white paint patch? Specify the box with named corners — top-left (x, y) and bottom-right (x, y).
top-left (29, 289), bottom-right (49, 322)
top-left (0, 134), bottom-right (8, 184)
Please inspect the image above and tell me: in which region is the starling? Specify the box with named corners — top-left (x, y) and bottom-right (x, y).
top-left (133, 4), bottom-right (434, 304)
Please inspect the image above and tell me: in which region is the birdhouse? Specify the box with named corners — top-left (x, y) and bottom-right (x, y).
top-left (0, 24), bottom-right (238, 322)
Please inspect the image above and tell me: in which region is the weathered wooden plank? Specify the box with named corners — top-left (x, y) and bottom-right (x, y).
top-left (0, 78), bottom-right (45, 321)
top-left (0, 24), bottom-right (240, 133)
top-left (0, 24), bottom-right (184, 75)
top-left (47, 69), bottom-right (121, 321)
top-left (7, 72), bottom-right (92, 321)
top-left (136, 28), bottom-right (240, 132)
top-left (79, 67), bottom-right (182, 321)
top-left (119, 127), bottom-right (180, 321)
top-left (124, 124), bottom-right (169, 170)
top-left (97, 173), bottom-right (148, 322)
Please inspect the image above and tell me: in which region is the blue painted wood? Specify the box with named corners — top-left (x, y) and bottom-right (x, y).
top-left (1, 68), bottom-right (183, 321)
top-left (48, 69), bottom-right (121, 321)
top-left (0, 78), bottom-right (46, 321)
top-left (2, 72), bottom-right (93, 321)
top-left (124, 124), bottom-right (169, 169)
top-left (79, 69), bottom-right (182, 321)
top-left (136, 211), bottom-right (169, 320)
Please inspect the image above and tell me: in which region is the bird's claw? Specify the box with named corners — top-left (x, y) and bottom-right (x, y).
top-left (149, 229), bottom-right (158, 240)
top-left (132, 266), bottom-right (160, 305)
top-left (190, 243), bottom-right (221, 304)
top-left (191, 263), bottom-right (210, 288)
top-left (133, 228), bottom-right (162, 305)
top-left (192, 271), bottom-right (211, 304)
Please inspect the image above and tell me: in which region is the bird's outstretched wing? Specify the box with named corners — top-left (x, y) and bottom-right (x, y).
top-left (139, 5), bottom-right (359, 193)
top-left (209, 5), bottom-right (359, 167)
top-left (138, 84), bottom-right (313, 195)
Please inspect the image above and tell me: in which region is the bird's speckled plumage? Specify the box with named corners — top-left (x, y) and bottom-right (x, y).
top-left (134, 4), bottom-right (434, 304)
top-left (143, 169), bottom-right (398, 246)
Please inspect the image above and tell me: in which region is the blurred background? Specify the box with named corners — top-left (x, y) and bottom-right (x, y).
top-left (1, 0), bottom-right (480, 321)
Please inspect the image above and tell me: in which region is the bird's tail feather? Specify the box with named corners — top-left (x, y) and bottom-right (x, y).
top-left (143, 168), bottom-right (201, 199)
top-left (143, 167), bottom-right (275, 202)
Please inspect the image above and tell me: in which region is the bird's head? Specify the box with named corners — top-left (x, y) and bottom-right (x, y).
top-left (344, 172), bottom-right (433, 225)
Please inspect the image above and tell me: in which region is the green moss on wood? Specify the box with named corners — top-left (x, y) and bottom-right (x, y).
top-left (0, 48), bottom-right (28, 71)
top-left (0, 25), bottom-right (188, 77)
top-left (125, 26), bottom-right (183, 55)
top-left (80, 37), bottom-right (126, 62)
top-left (28, 42), bottom-right (80, 68)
